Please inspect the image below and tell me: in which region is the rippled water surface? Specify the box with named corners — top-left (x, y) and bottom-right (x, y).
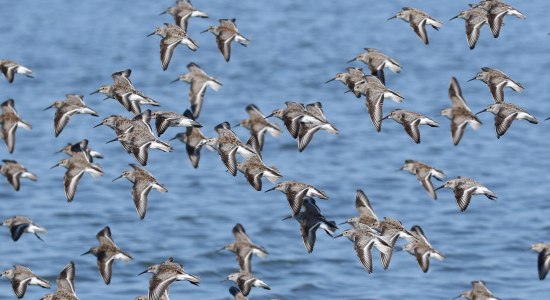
top-left (1, 0), bottom-right (550, 299)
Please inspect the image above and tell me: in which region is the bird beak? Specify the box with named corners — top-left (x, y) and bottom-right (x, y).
top-left (93, 122), bottom-right (103, 128)
top-left (281, 215), bottom-right (293, 221)
top-left (475, 109), bottom-right (487, 115)
top-left (467, 77), bottom-right (477, 82)
top-left (106, 137), bottom-right (119, 144)
top-left (449, 15), bottom-right (459, 21)
top-left (264, 187), bottom-right (276, 193)
top-left (81, 250), bottom-right (91, 256)
top-left (387, 15), bottom-right (397, 20)
top-left (137, 270), bottom-right (148, 275)
top-left (325, 78), bottom-right (335, 84)
top-left (435, 185), bottom-right (445, 191)
top-left (112, 175), bottom-right (123, 182)
top-left (147, 32), bottom-right (155, 37)
top-left (50, 163), bottom-right (60, 169)
top-left (264, 113), bottom-right (274, 119)
top-left (216, 247), bottom-right (226, 253)
top-left (233, 123), bottom-right (241, 128)
top-left (338, 221), bottom-right (349, 225)
top-left (170, 78), bottom-right (180, 84)
top-left (54, 148), bottom-right (64, 154)
top-left (381, 114), bottom-right (390, 120)
top-left (346, 58), bottom-right (357, 63)
top-left (545, 117), bottom-right (550, 121)
top-left (200, 28), bottom-right (209, 34)
top-left (334, 233), bottom-right (344, 238)
top-left (43, 104), bottom-right (54, 111)
top-left (159, 11), bottom-right (166, 15)
top-left (90, 89), bottom-right (100, 95)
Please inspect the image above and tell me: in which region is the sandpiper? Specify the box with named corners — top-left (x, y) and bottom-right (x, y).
top-left (283, 198), bottom-right (338, 253)
top-left (40, 261), bottom-right (78, 300)
top-left (0, 60), bottom-right (33, 83)
top-left (325, 67), bottom-right (366, 98)
top-left (82, 226), bottom-right (133, 285)
top-left (56, 139), bottom-right (103, 163)
top-left (160, 0), bottom-right (208, 31)
top-left (220, 223), bottom-right (269, 273)
top-left (334, 228), bottom-right (392, 274)
top-left (171, 62), bottom-right (222, 118)
top-left (475, 1), bottom-right (525, 38)
top-left (388, 7), bottom-right (442, 45)
top-left (51, 156), bottom-right (104, 202)
top-left (265, 180), bottom-right (328, 216)
top-left (436, 176), bottom-right (497, 212)
top-left (209, 122), bottom-right (256, 176)
top-left (455, 280), bottom-right (500, 300)
top-left (531, 243), bottom-right (550, 280)
top-left (468, 67), bottom-right (523, 103)
top-left (139, 257), bottom-right (200, 300)
top-left (399, 160), bottom-right (445, 200)
top-left (148, 23), bottom-right (198, 70)
top-left (341, 189), bottom-right (380, 230)
top-left (202, 19), bottom-right (249, 62)
top-left (94, 115), bottom-right (134, 153)
top-left (266, 101), bottom-right (308, 138)
top-left (237, 154), bottom-right (282, 191)
top-left (295, 102), bottom-right (338, 152)
top-left (44, 94), bottom-right (98, 137)
top-left (347, 48), bottom-right (401, 85)
top-left (170, 110), bottom-right (213, 168)
top-left (382, 109), bottom-right (439, 144)
top-left (476, 102), bottom-right (537, 138)
top-left (135, 292), bottom-right (169, 300)
top-left (2, 215), bottom-right (46, 242)
top-left (0, 99), bottom-right (32, 153)
top-left (113, 164), bottom-right (167, 220)
top-left (402, 225), bottom-right (444, 273)
top-left (151, 110), bottom-right (202, 136)
top-left (378, 217), bottom-right (416, 269)
top-left (450, 7), bottom-right (488, 49)
top-left (1, 265), bottom-right (50, 298)
top-left (229, 286), bottom-right (248, 300)
top-left (236, 104), bottom-right (281, 151)
top-left (226, 272), bottom-right (270, 297)
top-left (0, 160), bottom-right (37, 191)
top-left (441, 77), bottom-right (482, 145)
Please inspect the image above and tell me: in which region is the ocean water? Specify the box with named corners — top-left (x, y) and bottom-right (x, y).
top-left (0, 0), bottom-right (549, 299)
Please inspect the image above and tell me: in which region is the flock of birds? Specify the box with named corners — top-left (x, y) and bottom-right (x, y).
top-left (0, 0), bottom-right (548, 299)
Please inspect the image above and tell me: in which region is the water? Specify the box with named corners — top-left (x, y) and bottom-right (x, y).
top-left (0, 0), bottom-right (548, 299)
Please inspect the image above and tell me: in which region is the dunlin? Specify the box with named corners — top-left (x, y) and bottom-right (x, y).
top-left (454, 280), bottom-right (500, 300)
top-left (237, 154), bottom-right (282, 191)
top-left (220, 223), bottom-right (269, 273)
top-left (399, 160), bottom-right (445, 200)
top-left (265, 180), bottom-right (328, 216)
top-left (202, 19), bottom-right (249, 62)
top-left (347, 48), bottom-right (401, 84)
top-left (341, 189), bottom-right (380, 230)
top-left (56, 139), bottom-right (103, 163)
top-left (170, 110), bottom-right (212, 168)
top-left (402, 225), bottom-right (444, 273)
top-left (335, 228), bottom-right (392, 273)
top-left (378, 217), bottom-right (416, 269)
top-left (51, 156), bottom-right (104, 202)
top-left (530, 243), bottom-right (550, 280)
top-left (0, 159), bottom-right (37, 191)
top-left (436, 176), bottom-right (497, 212)
top-left (226, 272), bottom-right (270, 297)
top-left (82, 226), bottom-right (133, 285)
top-left (325, 67), bottom-right (366, 98)
top-left (295, 102), bottom-right (338, 152)
top-left (476, 102), bottom-right (538, 138)
top-left (469, 67), bottom-right (523, 103)
top-left (450, 7), bottom-right (488, 49)
top-left (0, 99), bottom-right (32, 153)
top-left (0, 60), bottom-right (33, 83)
top-left (382, 109), bottom-right (439, 144)
top-left (139, 257), bottom-right (200, 300)
top-left (236, 104), bottom-right (281, 151)
top-left (2, 215), bottom-right (46, 242)
top-left (113, 164), bottom-right (168, 220)
top-left (266, 101), bottom-right (308, 138)
top-left (1, 265), bottom-right (50, 299)
top-left (94, 115), bottom-right (134, 153)
top-left (229, 286), bottom-right (248, 300)
top-left (210, 122), bottom-right (256, 176)
top-left (388, 7), bottom-right (442, 45)
top-left (44, 94), bottom-right (98, 137)
top-left (171, 62), bottom-right (222, 118)
top-left (151, 110), bottom-right (202, 136)
top-left (148, 23), bottom-right (198, 70)
top-left (40, 261), bottom-right (78, 300)
top-left (475, 1), bottom-right (525, 38)
top-left (441, 77), bottom-right (482, 145)
top-left (160, 0), bottom-right (208, 31)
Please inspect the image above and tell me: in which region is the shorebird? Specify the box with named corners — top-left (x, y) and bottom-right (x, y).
top-left (473, 1), bottom-right (525, 38)
top-left (468, 67), bottom-right (524, 103)
top-left (44, 94), bottom-right (98, 137)
top-left (0, 99), bottom-right (32, 153)
top-left (151, 110), bottom-right (202, 136)
top-left (388, 7), bottom-right (442, 45)
top-left (208, 122), bottom-right (256, 176)
top-left (51, 156), bottom-right (104, 202)
top-left (220, 223), bottom-right (269, 273)
top-left (94, 115), bottom-right (134, 152)
top-left (402, 225), bottom-right (444, 273)
top-left (0, 60), bottom-right (33, 83)
top-left (171, 62), bottom-right (222, 118)
top-left (341, 189), bottom-right (380, 230)
top-left (82, 226), bottom-right (133, 285)
top-left (202, 19), bottom-right (249, 62)
top-left (325, 67), bottom-right (367, 98)
top-left (1, 265), bottom-right (50, 299)
top-left (454, 280), bottom-right (500, 300)
top-left (0, 159), bottom-right (37, 191)
top-left (148, 23), bottom-right (198, 70)
top-left (265, 180), bottom-right (328, 216)
top-left (283, 198), bottom-right (338, 253)
top-left (139, 257), bottom-right (200, 300)
top-left (295, 102), bottom-right (338, 152)
top-left (335, 228), bottom-right (393, 273)
top-left (436, 176), bottom-right (497, 212)
top-left (236, 104), bottom-right (281, 151)
top-left (476, 102), bottom-right (537, 138)
top-left (2, 215), bottom-right (46, 242)
top-left (450, 7), bottom-right (488, 49)
top-left (229, 286), bottom-right (248, 300)
top-left (266, 101), bottom-right (308, 138)
top-left (531, 243), bottom-right (550, 280)
top-left (382, 109), bottom-right (439, 144)
top-left (135, 292), bottom-right (169, 300)
top-left (347, 48), bottom-right (401, 84)
top-left (399, 160), bottom-right (445, 200)
top-left (113, 164), bottom-right (168, 220)
top-left (237, 154), bottom-right (282, 191)
top-left (226, 272), bottom-right (270, 297)
top-left (40, 261), bottom-right (78, 300)
top-left (170, 110), bottom-right (213, 168)
top-left (378, 217), bottom-right (416, 269)
top-left (56, 139), bottom-right (103, 163)
top-left (441, 77), bottom-right (482, 145)
top-left (160, 0), bottom-right (208, 31)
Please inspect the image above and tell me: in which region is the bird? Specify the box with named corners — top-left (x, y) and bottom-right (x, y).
top-left (208, 122), bottom-right (257, 176)
top-left (441, 77), bottom-right (482, 145)
top-left (402, 225), bottom-right (444, 273)
top-left (377, 217), bottom-right (417, 268)
top-left (94, 115), bottom-right (134, 152)
top-left (0, 99), bottom-right (32, 153)
top-left (474, 1), bottom-right (525, 38)
top-left (531, 243), bottom-right (550, 280)
top-left (40, 261), bottom-right (78, 300)
top-left (265, 180), bottom-right (329, 216)
top-left (436, 176), bottom-right (497, 212)
top-left (236, 104), bottom-right (281, 151)
top-left (399, 160), bottom-right (445, 200)
top-left (346, 48), bottom-right (401, 85)
top-left (226, 272), bottom-right (270, 297)
top-left (202, 19), bottom-right (249, 62)
top-left (450, 7), bottom-right (488, 49)
top-left (476, 102), bottom-right (538, 138)
top-left (382, 109), bottom-right (439, 144)
top-left (237, 153), bottom-right (282, 191)
top-left (341, 189), bottom-right (380, 231)
top-left (0, 60), bottom-right (33, 83)
top-left (151, 110), bottom-right (202, 136)
top-left (44, 94), bottom-right (98, 137)
top-left (0, 159), bottom-right (37, 191)
top-left (148, 23), bottom-right (198, 70)
top-left (160, 0), bottom-right (208, 31)
top-left (468, 67), bottom-right (523, 103)
top-left (220, 223), bottom-right (269, 273)
top-left (266, 101), bottom-right (309, 138)
top-left (56, 139), bottom-right (103, 163)
top-left (171, 62), bottom-right (222, 118)
top-left (388, 7), bottom-right (442, 45)
top-left (1, 265), bottom-right (50, 299)
top-left (170, 110), bottom-right (213, 168)
top-left (296, 102), bottom-right (338, 152)
top-left (454, 280), bottom-right (500, 300)
top-left (81, 226), bottom-right (133, 285)
top-left (112, 164), bottom-right (168, 220)
top-left (229, 286), bottom-right (248, 300)
top-left (139, 257), bottom-right (200, 300)
top-left (334, 228), bottom-right (393, 273)
top-left (2, 215), bottom-right (46, 242)
top-left (325, 67), bottom-right (367, 98)
top-left (51, 156), bottom-right (104, 202)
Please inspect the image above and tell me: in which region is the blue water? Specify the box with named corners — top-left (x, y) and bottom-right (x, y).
top-left (1, 0), bottom-right (549, 299)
